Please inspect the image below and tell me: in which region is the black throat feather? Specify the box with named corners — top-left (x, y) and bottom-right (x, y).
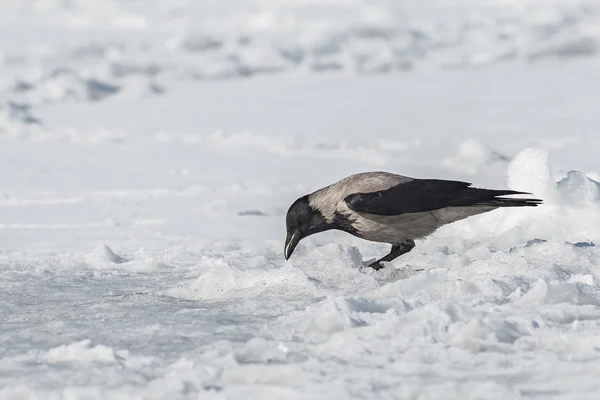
top-left (331, 211), bottom-right (359, 237)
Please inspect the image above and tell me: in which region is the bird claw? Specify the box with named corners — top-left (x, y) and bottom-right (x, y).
top-left (367, 261), bottom-right (386, 270)
top-left (362, 260), bottom-right (389, 271)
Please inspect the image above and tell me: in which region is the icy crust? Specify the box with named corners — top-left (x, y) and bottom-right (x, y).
top-left (3, 241), bottom-right (600, 399)
top-left (2, 152), bottom-right (600, 397)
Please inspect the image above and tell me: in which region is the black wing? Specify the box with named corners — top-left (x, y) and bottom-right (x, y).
top-left (345, 178), bottom-right (542, 216)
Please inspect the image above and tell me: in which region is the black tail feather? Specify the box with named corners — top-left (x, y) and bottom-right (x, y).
top-left (475, 189), bottom-right (543, 208)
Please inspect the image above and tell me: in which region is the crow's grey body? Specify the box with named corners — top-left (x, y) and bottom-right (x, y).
top-left (308, 172), bottom-right (495, 244)
top-left (284, 171), bottom-right (542, 269)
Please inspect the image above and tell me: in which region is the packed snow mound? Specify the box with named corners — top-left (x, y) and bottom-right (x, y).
top-left (166, 262), bottom-right (323, 300)
top-left (507, 148), bottom-right (559, 204)
top-left (557, 170), bottom-right (600, 204)
top-left (85, 244), bottom-right (126, 264)
top-left (41, 339), bottom-right (117, 365)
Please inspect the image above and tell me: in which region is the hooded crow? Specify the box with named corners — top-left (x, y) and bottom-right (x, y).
top-left (284, 171), bottom-right (542, 270)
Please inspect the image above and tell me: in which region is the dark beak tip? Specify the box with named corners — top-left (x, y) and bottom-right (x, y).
top-left (284, 230), bottom-right (301, 261)
top-left (284, 244), bottom-right (293, 261)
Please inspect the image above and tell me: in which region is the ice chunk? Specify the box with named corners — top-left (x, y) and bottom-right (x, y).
top-left (507, 148), bottom-right (558, 204)
top-left (86, 244), bottom-right (126, 264)
top-left (557, 171), bottom-right (600, 204)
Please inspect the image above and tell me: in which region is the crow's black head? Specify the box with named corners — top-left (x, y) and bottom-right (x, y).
top-left (284, 195), bottom-right (330, 260)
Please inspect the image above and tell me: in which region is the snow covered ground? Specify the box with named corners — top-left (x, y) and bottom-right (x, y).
top-left (2, 0), bottom-right (600, 399)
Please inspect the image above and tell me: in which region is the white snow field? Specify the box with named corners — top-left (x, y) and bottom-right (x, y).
top-left (2, 0), bottom-right (600, 399)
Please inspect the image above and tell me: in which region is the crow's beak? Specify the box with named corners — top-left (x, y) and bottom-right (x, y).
top-left (284, 230), bottom-right (301, 260)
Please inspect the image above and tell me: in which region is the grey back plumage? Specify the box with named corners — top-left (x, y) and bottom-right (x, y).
top-left (308, 171), bottom-right (412, 223)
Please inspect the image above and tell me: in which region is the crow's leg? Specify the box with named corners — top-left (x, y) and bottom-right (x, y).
top-left (367, 239), bottom-right (415, 270)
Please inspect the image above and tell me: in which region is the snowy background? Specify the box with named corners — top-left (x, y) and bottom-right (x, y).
top-left (2, 0), bottom-right (600, 399)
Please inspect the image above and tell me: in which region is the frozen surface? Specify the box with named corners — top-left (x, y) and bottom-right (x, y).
top-left (2, 1), bottom-right (600, 399)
